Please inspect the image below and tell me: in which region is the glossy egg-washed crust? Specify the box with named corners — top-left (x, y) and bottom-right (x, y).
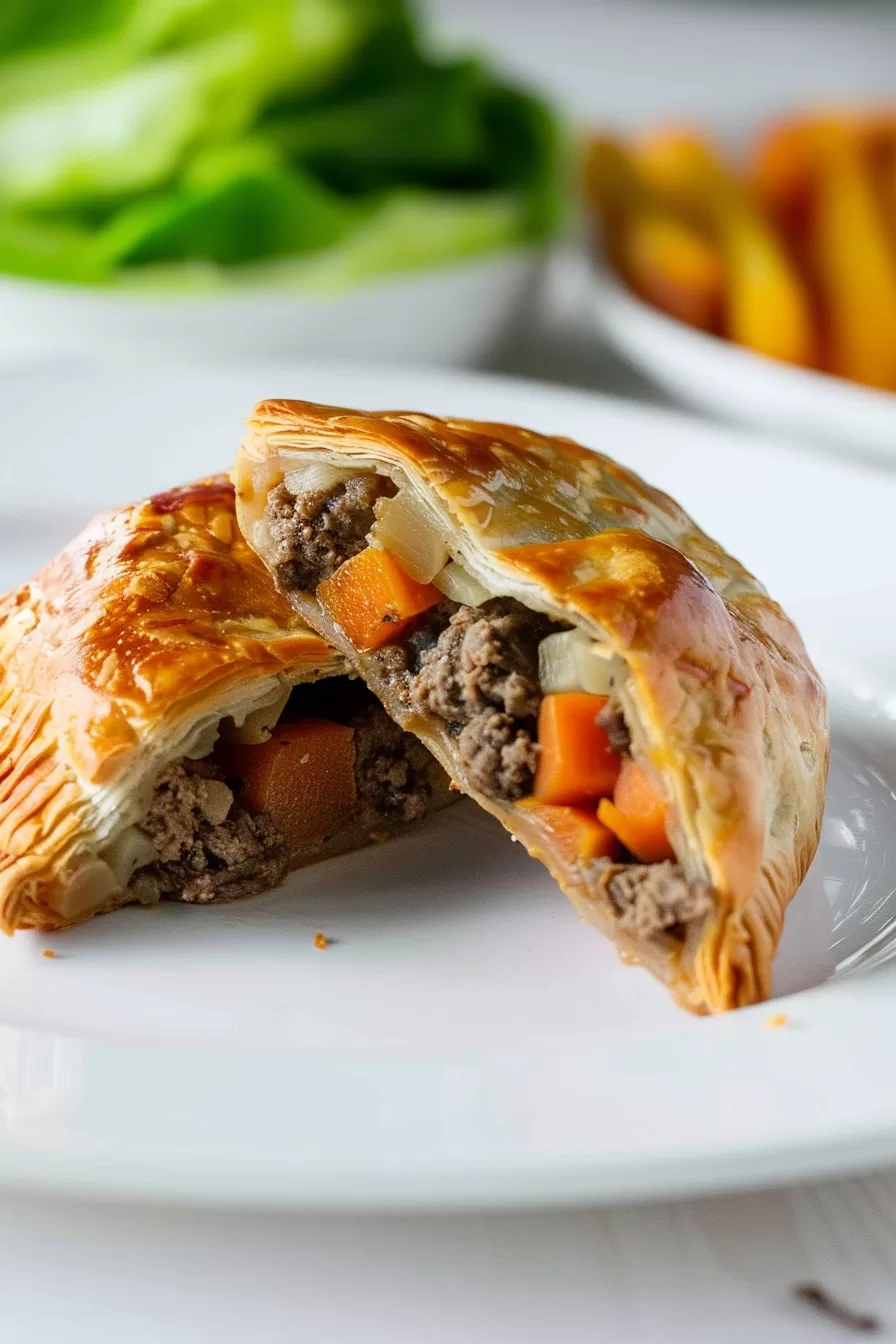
top-left (0, 476), bottom-right (344, 934)
top-left (236, 400), bottom-right (829, 1014)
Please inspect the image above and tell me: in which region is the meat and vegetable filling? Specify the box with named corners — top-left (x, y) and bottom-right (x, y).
top-left (127, 679), bottom-right (446, 905)
top-left (263, 470), bottom-right (714, 944)
top-left (266, 473), bottom-right (395, 592)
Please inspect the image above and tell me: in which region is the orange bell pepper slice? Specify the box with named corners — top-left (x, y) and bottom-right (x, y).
top-left (317, 546), bottom-right (440, 652)
top-left (533, 692), bottom-right (622, 806)
top-left (598, 758), bottom-right (675, 864)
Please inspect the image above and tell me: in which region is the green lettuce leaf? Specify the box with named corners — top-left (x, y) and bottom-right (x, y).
top-left (0, 0), bottom-right (379, 207)
top-left (241, 189), bottom-right (533, 291)
top-left (97, 141), bottom-right (362, 267)
top-left (265, 58), bottom-right (490, 193)
top-left (0, 0), bottom-right (562, 288)
top-left (0, 211), bottom-right (105, 282)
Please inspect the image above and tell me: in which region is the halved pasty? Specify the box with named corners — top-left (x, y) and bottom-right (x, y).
top-left (0, 475), bottom-right (451, 933)
top-left (234, 400), bottom-right (828, 1012)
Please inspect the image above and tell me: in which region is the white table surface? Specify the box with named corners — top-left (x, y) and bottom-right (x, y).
top-left (7, 3), bottom-right (896, 1341)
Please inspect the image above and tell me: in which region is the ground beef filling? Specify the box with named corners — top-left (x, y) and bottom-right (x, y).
top-left (262, 475), bottom-right (708, 938)
top-left (406, 598), bottom-right (557, 802)
top-left (598, 696), bottom-right (631, 756)
top-left (351, 701), bottom-right (439, 826)
top-left (128, 696), bottom-right (441, 903)
top-left (129, 758), bottom-right (289, 905)
top-left (604, 862), bottom-right (711, 940)
top-left (266, 473), bottom-right (395, 592)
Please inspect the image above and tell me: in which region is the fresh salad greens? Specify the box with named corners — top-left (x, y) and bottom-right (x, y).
top-left (0, 0), bottom-right (560, 289)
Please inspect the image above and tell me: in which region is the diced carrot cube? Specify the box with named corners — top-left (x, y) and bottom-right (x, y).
top-left (533, 692), bottom-right (621, 806)
top-left (597, 759), bottom-right (675, 863)
top-left (220, 718), bottom-right (356, 854)
top-left (521, 800), bottom-right (620, 865)
top-left (317, 546), bottom-right (440, 652)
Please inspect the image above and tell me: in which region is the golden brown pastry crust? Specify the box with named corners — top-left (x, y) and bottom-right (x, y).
top-left (0, 476), bottom-right (343, 934)
top-left (235, 400), bottom-right (829, 1013)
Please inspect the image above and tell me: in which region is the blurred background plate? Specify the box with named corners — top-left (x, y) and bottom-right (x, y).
top-left (586, 240), bottom-right (896, 469)
top-left (3, 362), bottom-right (896, 1210)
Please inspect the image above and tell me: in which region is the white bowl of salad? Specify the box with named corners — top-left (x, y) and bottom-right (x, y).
top-left (0, 0), bottom-right (560, 367)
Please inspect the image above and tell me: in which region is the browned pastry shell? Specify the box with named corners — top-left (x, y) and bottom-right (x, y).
top-left (0, 476), bottom-right (345, 933)
top-left (235, 400), bottom-right (828, 1012)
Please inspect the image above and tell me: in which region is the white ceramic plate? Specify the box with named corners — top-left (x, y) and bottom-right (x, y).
top-left (586, 251), bottom-right (896, 469)
top-left (0, 247), bottom-right (539, 370)
top-left (3, 362), bottom-right (896, 1212)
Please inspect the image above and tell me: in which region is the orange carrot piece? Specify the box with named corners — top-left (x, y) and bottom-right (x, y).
top-left (521, 801), bottom-right (620, 865)
top-left (619, 212), bottom-right (724, 331)
top-left (221, 719), bottom-right (356, 854)
top-left (533, 693), bottom-right (621, 807)
top-left (597, 759), bottom-right (675, 864)
top-left (317, 546), bottom-right (440, 652)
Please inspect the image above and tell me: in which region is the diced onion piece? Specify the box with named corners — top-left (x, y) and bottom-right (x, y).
top-left (576, 645), bottom-right (621, 697)
top-left (538, 630), bottom-right (581, 693)
top-left (199, 780), bottom-right (234, 826)
top-left (100, 828), bottom-right (159, 887)
top-left (369, 488), bottom-right (449, 583)
top-left (283, 463), bottom-right (352, 498)
top-left (432, 561), bottom-right (491, 607)
top-left (226, 685), bottom-right (292, 745)
top-left (538, 629), bottom-right (619, 695)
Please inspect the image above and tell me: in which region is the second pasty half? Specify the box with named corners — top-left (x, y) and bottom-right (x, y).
top-left (235, 399), bottom-right (828, 1013)
top-left (0, 475), bottom-right (451, 934)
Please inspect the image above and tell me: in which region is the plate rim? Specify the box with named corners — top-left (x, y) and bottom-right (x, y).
top-left (584, 245), bottom-right (896, 467)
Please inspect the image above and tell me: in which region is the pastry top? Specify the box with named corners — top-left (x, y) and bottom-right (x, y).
top-left (0, 476), bottom-right (343, 932)
top-left (236, 400), bottom-right (829, 1012)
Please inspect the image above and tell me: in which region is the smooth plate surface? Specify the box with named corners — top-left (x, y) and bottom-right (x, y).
top-left (2, 362), bottom-right (896, 1211)
top-left (587, 251), bottom-right (896, 469)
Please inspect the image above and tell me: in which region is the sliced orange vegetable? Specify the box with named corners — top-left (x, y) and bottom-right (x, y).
top-left (583, 136), bottom-right (648, 222)
top-left (619, 212), bottom-right (724, 331)
top-left (633, 125), bottom-right (728, 213)
top-left (810, 132), bottom-right (896, 389)
top-left (750, 114), bottom-right (830, 249)
top-left (633, 128), bottom-right (817, 367)
top-left (533, 692), bottom-right (621, 806)
top-left (751, 109), bottom-right (896, 250)
top-left (582, 135), bottom-right (651, 278)
top-left (583, 135), bottom-right (724, 331)
top-left (521, 801), bottom-right (620, 865)
top-left (221, 718), bottom-right (356, 854)
top-left (597, 758), bottom-right (675, 864)
top-left (317, 546), bottom-right (440, 652)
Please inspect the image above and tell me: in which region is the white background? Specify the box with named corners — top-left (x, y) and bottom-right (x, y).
top-left (6, 3), bottom-right (896, 1341)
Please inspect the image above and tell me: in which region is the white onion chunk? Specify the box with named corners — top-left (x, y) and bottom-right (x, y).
top-left (370, 488), bottom-right (449, 583)
top-left (432, 561), bottom-right (492, 607)
top-left (538, 629), bottom-right (619, 695)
